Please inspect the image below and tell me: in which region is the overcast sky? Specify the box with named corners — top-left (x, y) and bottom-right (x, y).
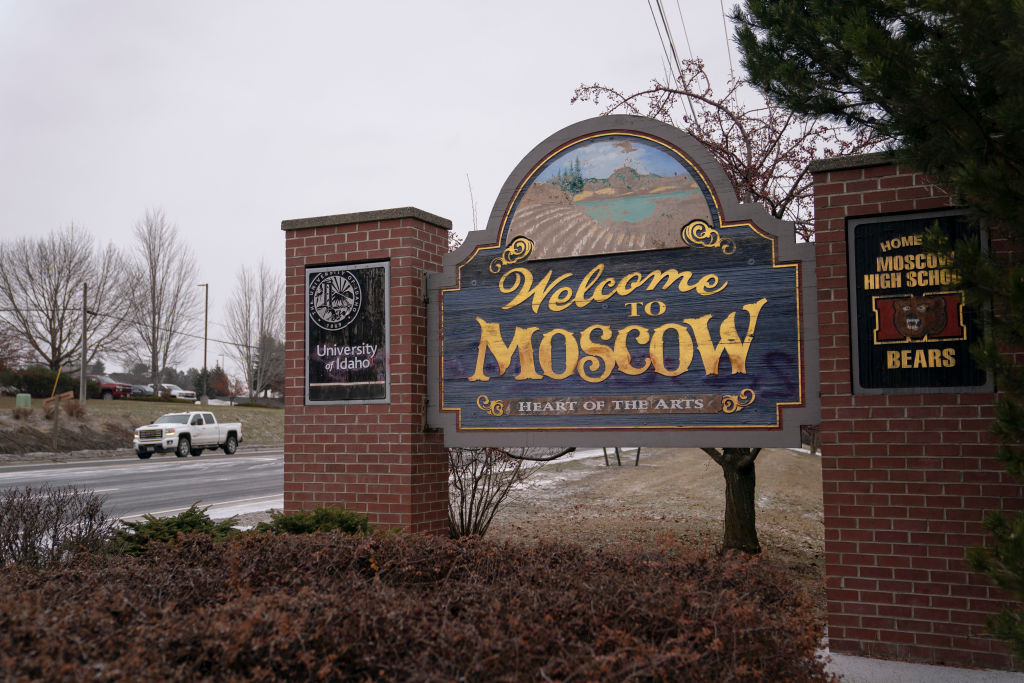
top-left (0, 1), bottom-right (738, 374)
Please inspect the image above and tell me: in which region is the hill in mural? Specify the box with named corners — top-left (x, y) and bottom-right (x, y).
top-left (508, 165), bottom-right (714, 260)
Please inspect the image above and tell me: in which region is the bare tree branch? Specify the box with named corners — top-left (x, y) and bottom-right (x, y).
top-left (123, 209), bottom-right (200, 390)
top-left (0, 225), bottom-right (132, 371)
top-left (223, 259), bottom-right (283, 400)
top-left (573, 58), bottom-right (880, 240)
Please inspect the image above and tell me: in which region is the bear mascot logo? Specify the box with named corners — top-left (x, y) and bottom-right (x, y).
top-left (891, 295), bottom-right (947, 339)
top-left (872, 291), bottom-right (964, 343)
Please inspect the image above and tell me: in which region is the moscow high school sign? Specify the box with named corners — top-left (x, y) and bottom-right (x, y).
top-left (427, 116), bottom-right (819, 447)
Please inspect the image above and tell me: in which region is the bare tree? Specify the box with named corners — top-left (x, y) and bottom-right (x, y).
top-left (123, 209), bottom-right (200, 392)
top-left (223, 259), bottom-right (283, 401)
top-left (573, 58), bottom-right (878, 240)
top-left (448, 446), bottom-right (573, 538)
top-left (0, 225), bottom-right (131, 372)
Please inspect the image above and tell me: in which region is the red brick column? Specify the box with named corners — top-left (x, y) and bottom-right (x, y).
top-left (811, 154), bottom-right (1022, 669)
top-left (280, 208), bottom-right (450, 534)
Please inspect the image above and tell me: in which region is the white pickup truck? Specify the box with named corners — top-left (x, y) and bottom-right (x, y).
top-left (133, 411), bottom-right (243, 459)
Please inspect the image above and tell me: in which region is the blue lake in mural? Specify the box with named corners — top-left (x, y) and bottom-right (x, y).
top-left (576, 190), bottom-right (700, 224)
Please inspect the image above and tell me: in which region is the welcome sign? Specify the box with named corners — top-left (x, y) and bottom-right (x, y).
top-left (428, 116), bottom-right (818, 447)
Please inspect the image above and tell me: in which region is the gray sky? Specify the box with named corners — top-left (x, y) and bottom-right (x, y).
top-left (0, 1), bottom-right (736, 373)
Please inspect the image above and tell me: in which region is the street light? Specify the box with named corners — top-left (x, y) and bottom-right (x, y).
top-left (198, 283), bottom-right (208, 405)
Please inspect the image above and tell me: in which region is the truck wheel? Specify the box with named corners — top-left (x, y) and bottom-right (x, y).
top-left (137, 450), bottom-right (152, 460)
top-left (102, 391), bottom-right (113, 400)
top-left (175, 437), bottom-right (191, 458)
top-left (190, 447), bottom-right (202, 457)
top-left (222, 434), bottom-right (238, 455)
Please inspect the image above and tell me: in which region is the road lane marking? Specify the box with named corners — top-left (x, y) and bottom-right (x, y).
top-left (0, 454), bottom-right (282, 476)
top-left (120, 494), bottom-right (283, 520)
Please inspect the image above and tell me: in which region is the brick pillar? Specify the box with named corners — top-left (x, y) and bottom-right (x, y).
top-left (810, 154), bottom-right (1022, 669)
top-left (281, 207), bottom-right (450, 534)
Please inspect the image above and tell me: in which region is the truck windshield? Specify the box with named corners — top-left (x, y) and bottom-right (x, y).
top-left (155, 414), bottom-right (189, 424)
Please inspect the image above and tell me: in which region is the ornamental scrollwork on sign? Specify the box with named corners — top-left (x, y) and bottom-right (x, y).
top-left (680, 219), bottom-right (735, 255)
top-left (476, 395), bottom-right (506, 417)
top-left (721, 388), bottom-right (755, 414)
top-left (489, 236), bottom-right (535, 273)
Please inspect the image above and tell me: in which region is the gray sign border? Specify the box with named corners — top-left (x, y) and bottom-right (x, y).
top-left (427, 115), bottom-right (819, 447)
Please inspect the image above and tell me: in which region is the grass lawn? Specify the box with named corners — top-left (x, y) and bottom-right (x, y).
top-left (0, 396), bottom-right (284, 445)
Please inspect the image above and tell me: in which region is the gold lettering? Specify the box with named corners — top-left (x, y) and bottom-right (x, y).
top-left (500, 263), bottom-right (729, 312)
top-left (573, 264), bottom-right (605, 307)
top-left (650, 323), bottom-right (695, 377)
top-left (615, 271), bottom-right (645, 296)
top-left (548, 285), bottom-right (574, 311)
top-left (886, 346), bottom-right (957, 369)
top-left (686, 298), bottom-right (768, 375)
top-left (639, 269), bottom-right (727, 296)
top-left (613, 325), bottom-right (651, 375)
top-left (578, 325), bottom-right (614, 383)
top-left (467, 300), bottom-right (768, 382)
top-left (595, 276), bottom-right (618, 301)
top-left (468, 318), bottom-right (541, 381)
top-left (538, 329), bottom-right (579, 379)
top-left (499, 268), bottom-right (573, 313)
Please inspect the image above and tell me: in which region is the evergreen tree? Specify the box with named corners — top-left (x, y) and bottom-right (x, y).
top-left (556, 157), bottom-right (585, 198)
top-left (734, 0), bottom-right (1024, 655)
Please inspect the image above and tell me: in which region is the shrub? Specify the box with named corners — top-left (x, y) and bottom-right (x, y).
top-left (0, 534), bottom-right (830, 681)
top-left (62, 399), bottom-right (85, 418)
top-left (111, 504), bottom-right (239, 555)
top-left (0, 484), bottom-right (115, 568)
top-left (448, 446), bottom-right (558, 538)
top-left (5, 366), bottom-right (75, 398)
top-left (232, 401), bottom-right (282, 409)
top-left (254, 505), bottom-right (370, 535)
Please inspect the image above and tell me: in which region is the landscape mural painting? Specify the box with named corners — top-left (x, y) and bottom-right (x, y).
top-left (505, 135), bottom-right (718, 260)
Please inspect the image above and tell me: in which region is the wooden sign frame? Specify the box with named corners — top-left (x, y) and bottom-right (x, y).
top-left (427, 116), bottom-right (819, 447)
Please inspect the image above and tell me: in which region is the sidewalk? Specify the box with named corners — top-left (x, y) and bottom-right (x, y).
top-left (821, 649), bottom-right (1024, 682)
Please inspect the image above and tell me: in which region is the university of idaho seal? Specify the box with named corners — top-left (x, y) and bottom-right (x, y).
top-left (309, 270), bottom-right (362, 330)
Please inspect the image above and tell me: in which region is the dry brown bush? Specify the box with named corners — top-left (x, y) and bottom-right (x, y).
top-left (0, 533), bottom-right (832, 681)
top-left (62, 399), bottom-right (85, 418)
top-left (0, 485), bottom-right (114, 568)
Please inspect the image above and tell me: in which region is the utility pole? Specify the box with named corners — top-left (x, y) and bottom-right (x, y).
top-left (80, 283), bottom-right (87, 405)
top-left (198, 283), bottom-right (208, 405)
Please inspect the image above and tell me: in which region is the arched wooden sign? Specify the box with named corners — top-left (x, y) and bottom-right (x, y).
top-left (428, 116), bottom-right (818, 447)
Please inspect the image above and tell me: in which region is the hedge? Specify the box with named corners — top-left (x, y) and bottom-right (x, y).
top-left (0, 533), bottom-right (831, 681)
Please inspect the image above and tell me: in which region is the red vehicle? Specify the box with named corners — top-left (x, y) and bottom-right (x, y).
top-left (84, 374), bottom-right (133, 400)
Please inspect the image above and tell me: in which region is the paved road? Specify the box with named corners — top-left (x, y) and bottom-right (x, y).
top-left (0, 450), bottom-right (284, 520)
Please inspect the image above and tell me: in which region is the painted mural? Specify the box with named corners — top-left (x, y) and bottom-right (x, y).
top-left (504, 135), bottom-right (718, 260)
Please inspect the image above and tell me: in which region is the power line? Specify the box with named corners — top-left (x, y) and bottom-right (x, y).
top-left (719, 0), bottom-right (736, 81)
top-left (673, 0), bottom-right (695, 60)
top-left (649, 0), bottom-right (699, 122)
top-left (0, 306), bottom-right (264, 351)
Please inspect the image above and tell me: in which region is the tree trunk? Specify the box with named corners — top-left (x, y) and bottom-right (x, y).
top-left (702, 447), bottom-right (761, 554)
